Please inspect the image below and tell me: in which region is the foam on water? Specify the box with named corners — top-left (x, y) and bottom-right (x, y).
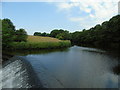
top-left (1, 59), bottom-right (31, 88)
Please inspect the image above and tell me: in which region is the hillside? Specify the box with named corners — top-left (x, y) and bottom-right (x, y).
top-left (27, 35), bottom-right (61, 42)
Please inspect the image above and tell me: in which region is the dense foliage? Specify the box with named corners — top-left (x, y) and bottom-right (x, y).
top-left (14, 29), bottom-right (28, 42)
top-left (34, 29), bottom-right (71, 40)
top-left (2, 18), bottom-right (28, 49)
top-left (2, 19), bottom-right (16, 48)
top-left (34, 32), bottom-right (50, 37)
top-left (54, 30), bottom-right (70, 40)
top-left (2, 19), bottom-right (71, 50)
top-left (35, 15), bottom-right (119, 50)
top-left (2, 15), bottom-right (120, 50)
top-left (70, 15), bottom-right (120, 49)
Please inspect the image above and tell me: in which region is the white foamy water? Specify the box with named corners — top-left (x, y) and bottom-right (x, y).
top-left (0, 69), bottom-right (2, 90)
top-left (1, 58), bottom-right (31, 88)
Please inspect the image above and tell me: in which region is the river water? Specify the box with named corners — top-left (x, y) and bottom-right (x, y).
top-left (1, 46), bottom-right (119, 88)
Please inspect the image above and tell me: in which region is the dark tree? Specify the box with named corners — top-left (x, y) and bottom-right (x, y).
top-left (14, 28), bottom-right (27, 42)
top-left (2, 18), bottom-right (16, 48)
top-left (2, 18), bottom-right (28, 49)
top-left (34, 32), bottom-right (42, 36)
top-left (50, 29), bottom-right (64, 37)
top-left (70, 15), bottom-right (120, 49)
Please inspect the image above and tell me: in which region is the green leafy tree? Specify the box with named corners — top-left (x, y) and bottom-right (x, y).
top-left (14, 28), bottom-right (27, 42)
top-left (2, 18), bottom-right (28, 49)
top-left (50, 29), bottom-right (64, 37)
top-left (34, 32), bottom-right (50, 37)
top-left (56, 31), bottom-right (70, 40)
top-left (2, 18), bottom-right (16, 48)
top-left (34, 32), bottom-right (42, 36)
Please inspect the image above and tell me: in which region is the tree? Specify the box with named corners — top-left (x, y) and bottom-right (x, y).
top-left (34, 32), bottom-right (42, 36)
top-left (2, 18), bottom-right (16, 48)
top-left (56, 31), bottom-right (70, 40)
top-left (14, 28), bottom-right (27, 42)
top-left (34, 32), bottom-right (50, 37)
top-left (50, 29), bottom-right (64, 37)
top-left (2, 18), bottom-right (28, 49)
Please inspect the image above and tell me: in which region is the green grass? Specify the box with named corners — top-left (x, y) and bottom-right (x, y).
top-left (12, 41), bottom-right (71, 50)
top-left (11, 36), bottom-right (71, 50)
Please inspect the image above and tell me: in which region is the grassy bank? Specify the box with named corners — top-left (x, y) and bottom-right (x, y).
top-left (27, 35), bottom-right (61, 42)
top-left (11, 36), bottom-right (71, 50)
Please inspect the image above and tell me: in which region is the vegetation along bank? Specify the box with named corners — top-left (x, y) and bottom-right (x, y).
top-left (2, 15), bottom-right (120, 50)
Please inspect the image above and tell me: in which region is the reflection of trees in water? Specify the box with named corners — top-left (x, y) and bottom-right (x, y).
top-left (3, 48), bottom-right (69, 56)
top-left (112, 65), bottom-right (120, 75)
top-left (3, 46), bottom-right (120, 75)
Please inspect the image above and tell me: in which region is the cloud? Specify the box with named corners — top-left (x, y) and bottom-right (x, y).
top-left (54, 0), bottom-right (119, 30)
top-left (57, 3), bottom-right (73, 10)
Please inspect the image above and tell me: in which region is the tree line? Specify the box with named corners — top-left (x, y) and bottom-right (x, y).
top-left (34, 29), bottom-right (70, 40)
top-left (33, 15), bottom-right (120, 49)
top-left (71, 15), bottom-right (120, 49)
top-left (2, 15), bottom-right (120, 50)
top-left (34, 15), bottom-right (120, 49)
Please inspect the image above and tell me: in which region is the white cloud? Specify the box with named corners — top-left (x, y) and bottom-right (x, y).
top-left (54, 0), bottom-right (119, 30)
top-left (57, 3), bottom-right (73, 10)
top-left (89, 14), bottom-right (95, 18)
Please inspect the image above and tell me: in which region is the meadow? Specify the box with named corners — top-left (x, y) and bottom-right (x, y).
top-left (11, 35), bottom-right (71, 50)
top-left (27, 35), bottom-right (61, 42)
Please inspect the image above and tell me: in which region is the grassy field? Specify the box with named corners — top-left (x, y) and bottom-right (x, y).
top-left (27, 35), bottom-right (61, 42)
top-left (12, 35), bottom-right (71, 50)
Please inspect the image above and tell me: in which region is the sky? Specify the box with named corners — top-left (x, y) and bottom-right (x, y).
top-left (1, 0), bottom-right (119, 35)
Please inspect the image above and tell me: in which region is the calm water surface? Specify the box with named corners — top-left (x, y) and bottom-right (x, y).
top-left (2, 46), bottom-right (119, 88)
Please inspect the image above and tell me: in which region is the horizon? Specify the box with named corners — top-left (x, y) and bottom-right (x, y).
top-left (2, 1), bottom-right (119, 35)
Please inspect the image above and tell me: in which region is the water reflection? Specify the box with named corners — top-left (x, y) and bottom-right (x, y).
top-left (7, 48), bottom-right (69, 56)
top-left (22, 46), bottom-right (119, 88)
top-left (82, 47), bottom-right (120, 75)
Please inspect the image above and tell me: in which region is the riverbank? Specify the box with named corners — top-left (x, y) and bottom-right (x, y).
top-left (5, 35), bottom-right (71, 50)
top-left (74, 43), bottom-right (120, 54)
top-left (11, 41), bottom-right (71, 50)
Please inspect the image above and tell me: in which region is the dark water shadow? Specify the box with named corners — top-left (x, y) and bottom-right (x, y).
top-left (79, 45), bottom-right (120, 60)
top-left (3, 47), bottom-right (70, 57)
top-left (112, 65), bottom-right (120, 75)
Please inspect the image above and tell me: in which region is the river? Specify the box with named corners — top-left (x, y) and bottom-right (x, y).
top-left (1, 46), bottom-right (119, 88)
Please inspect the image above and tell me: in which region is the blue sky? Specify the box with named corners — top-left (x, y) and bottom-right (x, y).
top-left (2, 1), bottom-right (118, 35)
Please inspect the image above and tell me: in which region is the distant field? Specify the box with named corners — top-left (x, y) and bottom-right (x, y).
top-left (27, 35), bottom-right (61, 42)
top-left (11, 35), bottom-right (71, 50)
